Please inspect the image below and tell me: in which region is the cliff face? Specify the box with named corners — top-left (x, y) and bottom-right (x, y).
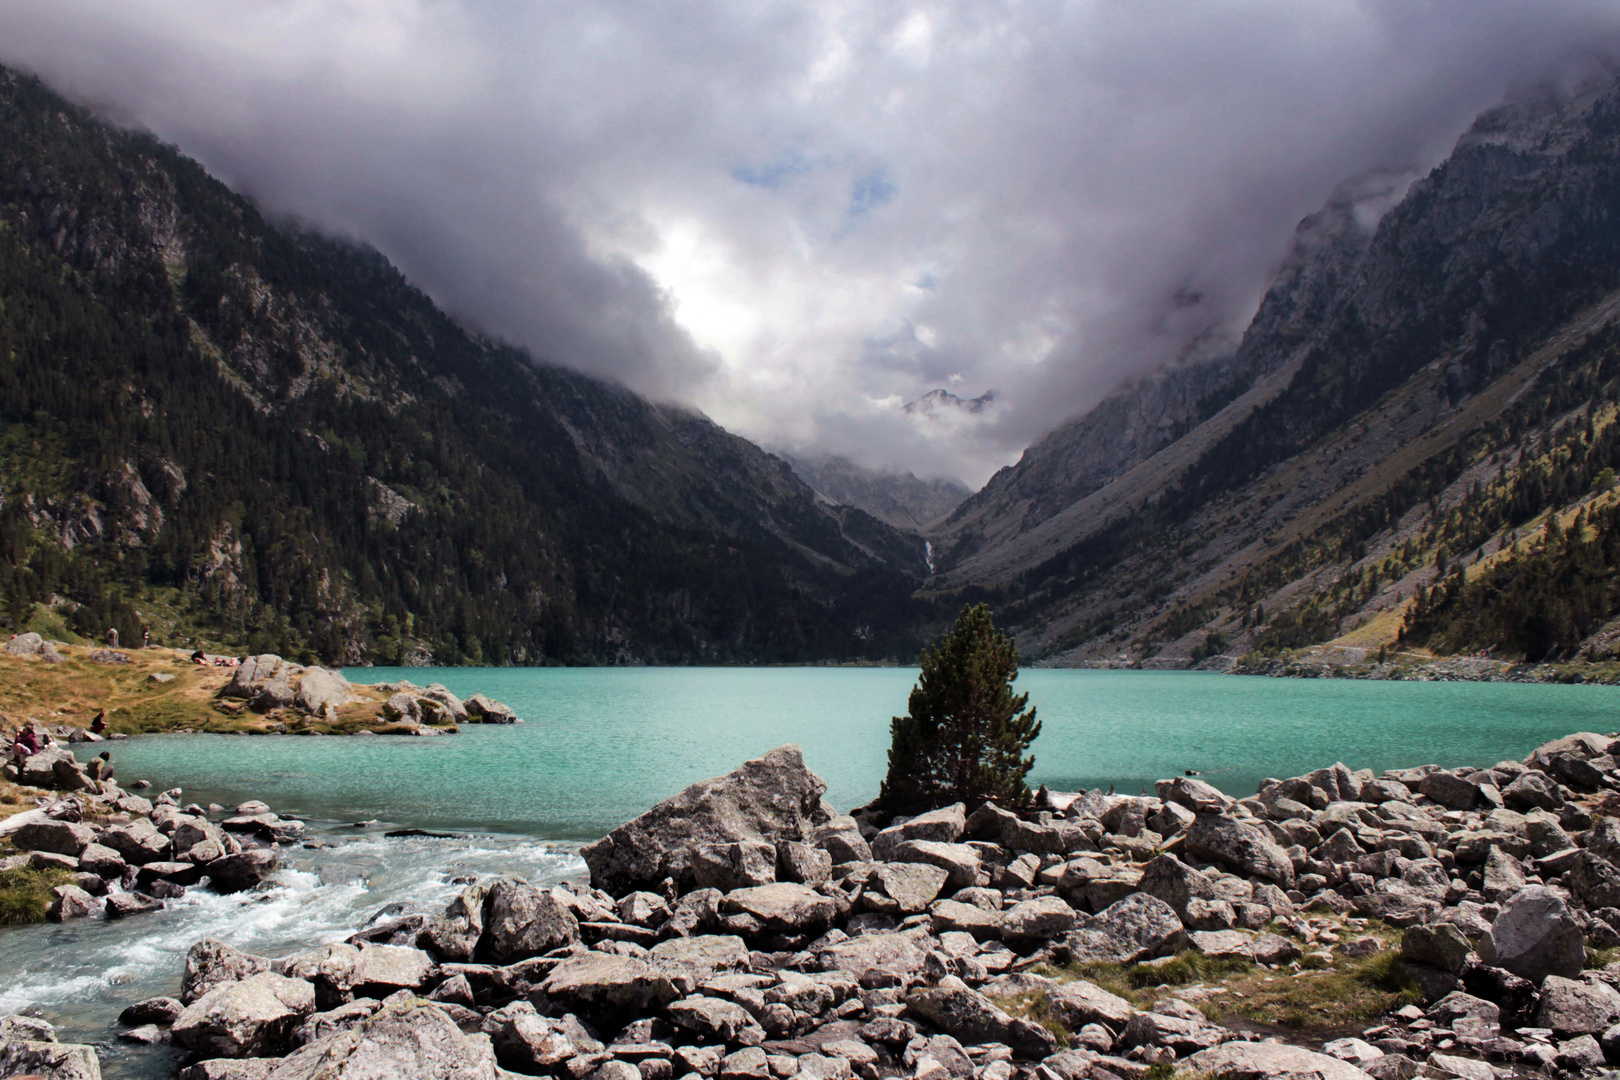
top-left (784, 454), bottom-right (971, 533)
top-left (0, 68), bottom-right (929, 665)
top-left (927, 68), bottom-right (1620, 667)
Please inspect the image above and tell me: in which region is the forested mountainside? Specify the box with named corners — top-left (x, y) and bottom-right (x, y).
top-left (0, 68), bottom-right (934, 666)
top-left (926, 68), bottom-right (1620, 669)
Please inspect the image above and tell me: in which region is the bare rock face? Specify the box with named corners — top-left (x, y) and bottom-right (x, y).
top-left (581, 746), bottom-right (832, 895)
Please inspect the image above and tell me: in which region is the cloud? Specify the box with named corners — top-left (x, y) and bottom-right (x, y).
top-left (2, 0), bottom-right (1618, 487)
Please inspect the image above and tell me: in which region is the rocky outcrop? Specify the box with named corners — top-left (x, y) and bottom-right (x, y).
top-left (221, 655), bottom-right (356, 718)
top-left (0, 1014), bottom-right (103, 1080)
top-left (581, 745), bottom-right (834, 894)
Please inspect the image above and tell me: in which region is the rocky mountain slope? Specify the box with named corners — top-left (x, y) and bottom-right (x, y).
top-left (925, 67), bottom-right (1620, 669)
top-left (785, 454), bottom-right (971, 533)
top-left (0, 67), bottom-right (932, 665)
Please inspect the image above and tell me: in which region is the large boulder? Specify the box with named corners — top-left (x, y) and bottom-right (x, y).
top-left (207, 851), bottom-right (280, 894)
top-left (11, 819), bottom-right (96, 856)
top-left (537, 953), bottom-right (690, 1011)
top-left (264, 999), bottom-right (499, 1079)
top-left (906, 979), bottom-right (1057, 1058)
top-left (871, 804), bottom-right (967, 860)
top-left (182, 940), bottom-right (274, 1004)
top-left (479, 878), bottom-right (580, 964)
top-left (1065, 892), bottom-right (1186, 964)
top-left (980, 972), bottom-right (1133, 1029)
top-left (1188, 1041), bottom-right (1374, 1080)
top-left (1185, 813), bottom-right (1295, 886)
top-left (19, 746), bottom-right (79, 789)
top-left (1478, 886), bottom-right (1585, 985)
top-left (171, 973), bottom-right (316, 1058)
top-left (292, 668), bottom-right (356, 716)
top-left (581, 746), bottom-right (832, 895)
top-left (0, 1014), bottom-right (103, 1080)
top-left (720, 882), bottom-right (837, 933)
top-left (464, 694), bottom-right (518, 724)
top-left (1138, 853), bottom-right (1217, 919)
top-left (100, 818), bottom-right (171, 865)
top-left (815, 930), bottom-right (930, 988)
top-left (1537, 976), bottom-right (1620, 1036)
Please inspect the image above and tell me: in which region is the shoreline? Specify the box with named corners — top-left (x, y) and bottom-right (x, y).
top-left (6, 735), bottom-right (1620, 1080)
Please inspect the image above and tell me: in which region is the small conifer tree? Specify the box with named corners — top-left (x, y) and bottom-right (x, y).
top-left (879, 603), bottom-right (1042, 814)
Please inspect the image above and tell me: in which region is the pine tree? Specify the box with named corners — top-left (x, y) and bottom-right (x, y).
top-left (879, 603), bottom-right (1042, 815)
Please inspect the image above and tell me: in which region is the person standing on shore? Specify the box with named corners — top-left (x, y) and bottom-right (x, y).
top-left (107, 627), bottom-right (118, 649)
top-left (142, 626), bottom-right (150, 649)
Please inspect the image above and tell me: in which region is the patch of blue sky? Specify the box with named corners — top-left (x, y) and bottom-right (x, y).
top-left (732, 150), bottom-right (813, 189)
top-left (849, 168), bottom-right (896, 216)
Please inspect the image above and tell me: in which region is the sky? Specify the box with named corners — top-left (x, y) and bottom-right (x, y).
top-left (3, 2), bottom-right (1619, 488)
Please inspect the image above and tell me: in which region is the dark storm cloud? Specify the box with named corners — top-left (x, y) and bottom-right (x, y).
top-left (1, 1), bottom-right (1617, 486)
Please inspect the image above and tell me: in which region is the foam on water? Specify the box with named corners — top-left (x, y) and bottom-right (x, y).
top-left (0, 821), bottom-right (583, 1079)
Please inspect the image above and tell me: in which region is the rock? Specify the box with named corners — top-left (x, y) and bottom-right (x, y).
top-left (719, 1046), bottom-right (771, 1080)
top-left (1569, 851), bottom-right (1620, 911)
top-left (1478, 886), bottom-right (1585, 984)
top-left (104, 891), bottom-right (164, 918)
top-left (888, 840), bottom-right (982, 889)
top-left (487, 1002), bottom-right (588, 1072)
top-left (930, 899), bottom-right (1005, 940)
top-left (465, 693), bottom-right (518, 724)
top-left (1555, 1033), bottom-right (1605, 1071)
top-left (1419, 771), bottom-right (1481, 811)
top-left (871, 863), bottom-right (950, 914)
top-left (207, 851), bottom-right (280, 894)
top-left (719, 882), bottom-right (836, 932)
top-left (871, 804), bottom-right (967, 860)
top-left (1401, 924), bottom-right (1472, 975)
top-left (816, 931), bottom-right (929, 988)
top-left (1162, 776), bottom-right (1233, 814)
top-left (293, 668), bottom-right (355, 716)
top-left (1322, 1039), bottom-right (1384, 1066)
top-left (812, 817), bottom-right (872, 864)
top-left (122, 996), bottom-right (186, 1026)
top-left (46, 883), bottom-right (96, 921)
top-left (776, 840), bottom-right (833, 887)
top-left (100, 818), bottom-right (171, 865)
top-left (1424, 1052), bottom-right (1495, 1080)
top-left (581, 746), bottom-right (831, 895)
top-left (1185, 813), bottom-right (1294, 886)
top-left (1001, 896), bottom-right (1078, 946)
top-left (668, 995), bottom-right (767, 1045)
top-left (5, 631), bottom-right (43, 655)
top-left (1188, 1040), bottom-right (1374, 1080)
top-left (1502, 770), bottom-right (1562, 812)
top-left (692, 841), bottom-right (778, 892)
top-left (183, 940), bottom-right (275, 1004)
top-left (1536, 975), bottom-right (1620, 1036)
top-left (480, 878), bottom-right (580, 963)
top-left (537, 953), bottom-right (689, 1011)
top-left (981, 972), bottom-right (1133, 1028)
top-left (172, 972), bottom-right (317, 1058)
top-left (907, 979), bottom-right (1057, 1058)
top-left (1138, 853), bottom-right (1217, 919)
top-left (263, 999), bottom-right (499, 1079)
top-left (422, 883), bottom-right (486, 962)
top-left (19, 746), bottom-right (80, 788)
top-left (0, 1017), bottom-right (103, 1080)
top-left (1065, 892), bottom-right (1186, 964)
top-left (1427, 992), bottom-right (1500, 1026)
top-left (12, 819), bottom-right (96, 856)
top-left (648, 935), bottom-right (751, 975)
top-left (1121, 1009), bottom-right (1230, 1055)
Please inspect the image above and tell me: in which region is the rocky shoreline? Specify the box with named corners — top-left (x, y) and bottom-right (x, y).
top-left (9, 736), bottom-right (1620, 1080)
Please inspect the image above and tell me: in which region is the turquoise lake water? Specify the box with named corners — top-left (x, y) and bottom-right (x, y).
top-left (103, 668), bottom-right (1620, 839)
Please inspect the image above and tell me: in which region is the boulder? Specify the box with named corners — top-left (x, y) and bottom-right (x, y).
top-left (1569, 851), bottom-right (1620, 911)
top-left (421, 883), bottom-right (486, 962)
top-left (418, 684), bottom-right (470, 724)
top-left (1185, 813), bottom-right (1295, 886)
top-left (581, 746), bottom-right (832, 894)
top-left (1502, 770), bottom-right (1562, 812)
top-left (47, 884), bottom-right (96, 921)
top-left (812, 817), bottom-right (872, 864)
top-left (12, 819), bottom-right (96, 856)
top-left (1536, 975), bottom-right (1620, 1036)
top-left (207, 851), bottom-right (280, 894)
top-left (1161, 776), bottom-right (1233, 814)
top-left (777, 841), bottom-right (833, 887)
top-left (692, 841), bottom-right (778, 892)
top-left (1001, 896), bottom-right (1078, 946)
top-left (263, 999), bottom-right (499, 1079)
top-left (888, 840), bottom-right (983, 889)
top-left (100, 818), bottom-right (171, 865)
top-left (905, 979), bottom-right (1057, 1058)
top-left (1138, 853), bottom-right (1217, 919)
top-left (648, 934), bottom-right (751, 975)
top-left (183, 940), bottom-right (275, 1004)
top-left (19, 746), bottom-right (79, 788)
top-left (537, 953), bottom-right (689, 1011)
top-left (981, 971), bottom-right (1133, 1028)
top-left (1478, 886), bottom-right (1584, 984)
top-left (464, 694), bottom-right (518, 724)
top-left (871, 804), bottom-right (967, 860)
top-left (489, 1003), bottom-right (587, 1073)
top-left (667, 996), bottom-right (767, 1046)
top-left (1065, 892), bottom-right (1186, 964)
top-left (1419, 771), bottom-right (1481, 811)
top-left (1401, 924), bottom-right (1473, 975)
top-left (292, 668), bottom-right (355, 716)
top-left (720, 882), bottom-right (837, 932)
top-left (930, 899), bottom-right (1005, 940)
top-left (0, 1014), bottom-right (103, 1080)
top-left (5, 631), bottom-right (44, 655)
top-left (870, 863), bottom-right (950, 914)
top-left (171, 973), bottom-right (317, 1058)
top-left (479, 878), bottom-right (580, 964)
top-left (815, 931), bottom-right (930, 988)
top-left (1188, 1040), bottom-right (1374, 1080)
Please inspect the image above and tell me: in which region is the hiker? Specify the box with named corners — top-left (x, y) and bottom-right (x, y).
top-left (89, 710), bottom-right (107, 736)
top-left (86, 751), bottom-right (114, 782)
top-left (9, 725), bottom-right (39, 772)
top-left (141, 626), bottom-right (150, 649)
top-left (107, 627), bottom-right (118, 649)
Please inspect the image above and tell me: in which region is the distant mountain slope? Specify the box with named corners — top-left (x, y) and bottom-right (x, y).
top-left (0, 67), bottom-right (930, 665)
top-left (925, 68), bottom-right (1620, 668)
top-left (784, 454), bottom-right (970, 532)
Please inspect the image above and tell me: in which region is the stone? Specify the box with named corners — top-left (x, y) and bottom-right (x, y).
top-left (0, 1018), bottom-right (103, 1080)
top-left (1185, 813), bottom-right (1294, 886)
top-left (692, 841), bottom-right (778, 892)
top-left (812, 817), bottom-right (872, 864)
top-left (293, 668), bottom-right (355, 716)
top-left (1121, 1009), bottom-right (1229, 1055)
top-left (207, 851), bottom-right (280, 894)
top-left (1401, 924), bottom-right (1472, 975)
top-left (930, 899), bottom-right (1005, 940)
top-left (776, 840), bottom-right (833, 887)
top-left (720, 1047), bottom-right (771, 1080)
top-left (12, 819), bottom-right (96, 856)
top-left (1001, 896), bottom-right (1078, 946)
top-left (720, 882), bottom-right (837, 932)
top-left (1419, 771), bottom-right (1481, 811)
top-left (538, 953), bottom-right (689, 1011)
top-left (1554, 1034), bottom-right (1605, 1071)
top-left (871, 863), bottom-right (950, 914)
top-left (648, 935), bottom-right (751, 974)
top-left (1187, 1040), bottom-right (1374, 1080)
top-left (982, 971), bottom-right (1134, 1028)
top-left (465, 693), bottom-right (518, 723)
top-left (1322, 1039), bottom-right (1384, 1066)
top-left (1427, 993), bottom-right (1500, 1026)
top-left (1536, 975), bottom-right (1620, 1036)
top-left (171, 973), bottom-right (317, 1058)
top-left (17, 745), bottom-right (78, 788)
top-left (1138, 853), bottom-right (1217, 919)
top-left (1478, 886), bottom-right (1584, 984)
top-left (183, 940), bottom-right (275, 1004)
top-left (97, 818), bottom-right (169, 864)
top-left (816, 930), bottom-right (929, 988)
top-left (263, 999), bottom-right (499, 1079)
top-left (888, 840), bottom-right (983, 889)
top-left (480, 878), bottom-right (580, 963)
top-left (667, 996), bottom-right (767, 1045)
top-left (422, 883), bottom-right (486, 962)
top-left (1502, 770), bottom-right (1562, 812)
top-left (76, 842), bottom-right (128, 879)
top-left (1064, 892), bottom-right (1186, 964)
top-left (122, 996), bottom-right (185, 1026)
top-left (871, 804), bottom-right (967, 860)
top-left (581, 746), bottom-right (832, 895)
top-left (1190, 929), bottom-right (1253, 958)
top-left (104, 888), bottom-right (163, 917)
top-left (489, 1004), bottom-right (585, 1073)
top-left (1162, 776), bottom-right (1233, 814)
top-left (1570, 851), bottom-right (1620, 911)
top-left (1424, 1053), bottom-right (1494, 1080)
top-left (47, 884), bottom-right (96, 921)
top-left (905, 980), bottom-right (1057, 1058)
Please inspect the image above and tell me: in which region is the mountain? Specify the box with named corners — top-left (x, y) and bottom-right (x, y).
top-left (903, 389), bottom-right (995, 417)
top-left (926, 67), bottom-right (1620, 669)
top-left (0, 67), bottom-right (933, 666)
top-left (784, 454), bottom-right (971, 532)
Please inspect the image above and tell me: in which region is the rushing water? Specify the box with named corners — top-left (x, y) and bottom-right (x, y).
top-left (5, 668), bottom-right (1620, 1078)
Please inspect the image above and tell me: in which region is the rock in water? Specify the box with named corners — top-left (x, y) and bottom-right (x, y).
top-left (581, 745), bottom-right (833, 895)
top-left (0, 1014), bottom-right (103, 1080)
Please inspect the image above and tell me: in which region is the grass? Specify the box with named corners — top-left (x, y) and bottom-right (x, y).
top-left (0, 863), bottom-right (72, 925)
top-left (1206, 948), bottom-right (1422, 1030)
top-left (1587, 946), bottom-right (1619, 969)
top-left (0, 645), bottom-right (409, 736)
top-left (987, 990), bottom-right (1072, 1049)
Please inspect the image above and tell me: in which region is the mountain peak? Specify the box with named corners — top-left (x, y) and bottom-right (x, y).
top-left (903, 388), bottom-right (995, 416)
